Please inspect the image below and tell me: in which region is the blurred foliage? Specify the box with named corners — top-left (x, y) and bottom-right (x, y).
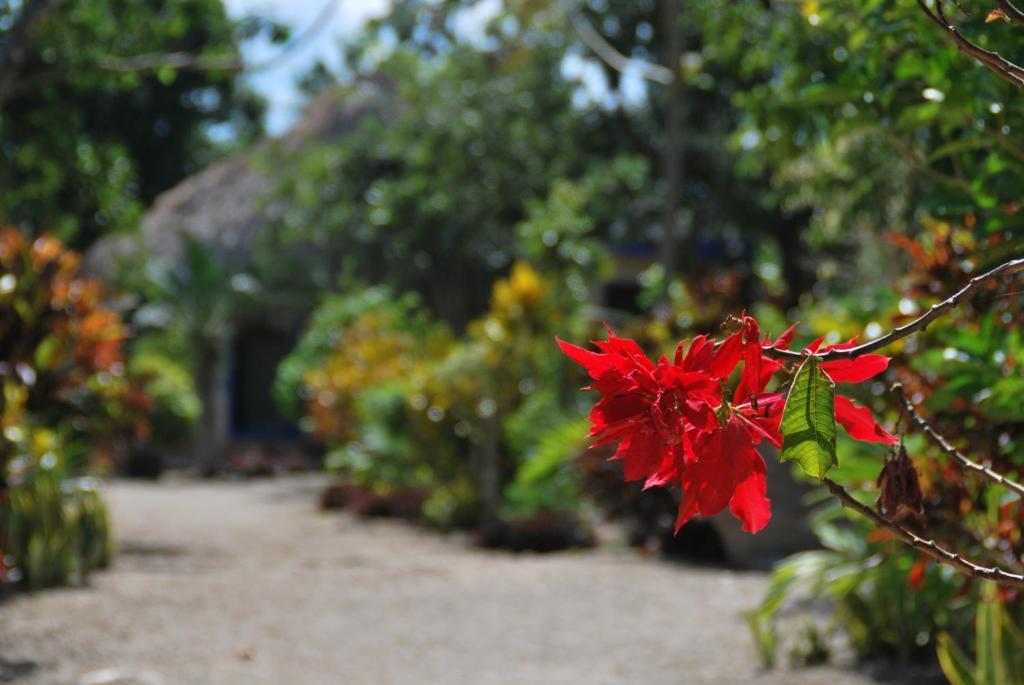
top-left (126, 332), bottom-right (200, 446)
top-left (0, 228), bottom-right (150, 468)
top-left (0, 0), bottom-right (266, 248)
top-left (503, 417), bottom-right (588, 518)
top-left (274, 286), bottom-right (394, 419)
top-left (260, 0), bottom-right (818, 326)
top-left (753, 229), bottom-right (1024, 668)
top-left (937, 582), bottom-right (1024, 685)
top-left (262, 37), bottom-right (598, 325)
top-left (124, 233), bottom-right (263, 466)
top-left (130, 233), bottom-right (253, 346)
top-left (291, 261), bottom-right (594, 530)
top-left (749, 479), bottom-right (970, 665)
top-left (274, 286), bottom-right (450, 430)
top-left (303, 295), bottom-right (451, 445)
top-left (693, 0), bottom-right (1024, 288)
top-left (0, 228), bottom-right (137, 589)
top-left (2, 461), bottom-right (112, 590)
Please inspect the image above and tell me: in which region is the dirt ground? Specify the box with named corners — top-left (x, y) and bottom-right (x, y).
top-left (0, 476), bottom-right (936, 685)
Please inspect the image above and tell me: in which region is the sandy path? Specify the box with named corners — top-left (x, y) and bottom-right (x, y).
top-left (0, 476), bottom-right (923, 685)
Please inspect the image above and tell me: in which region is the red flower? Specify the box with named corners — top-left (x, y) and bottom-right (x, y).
top-left (676, 414), bottom-right (772, 534)
top-left (559, 320), bottom-right (898, 537)
top-left (559, 328), bottom-right (777, 533)
top-left (715, 316), bottom-right (789, 405)
top-left (557, 331), bottom-right (718, 482)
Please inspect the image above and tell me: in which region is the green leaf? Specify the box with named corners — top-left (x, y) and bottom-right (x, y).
top-left (780, 356), bottom-right (837, 479)
top-left (937, 632), bottom-right (977, 685)
top-left (1001, 607), bottom-right (1024, 684)
top-left (977, 585), bottom-right (1005, 685)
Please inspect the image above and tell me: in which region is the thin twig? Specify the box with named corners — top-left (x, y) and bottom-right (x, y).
top-left (995, 0), bottom-right (1024, 25)
top-left (96, 0), bottom-right (336, 75)
top-left (822, 478), bottom-right (1024, 588)
top-left (96, 52), bottom-right (244, 74)
top-left (571, 14), bottom-right (673, 85)
top-left (916, 0), bottom-right (1024, 88)
top-left (763, 258), bottom-right (1024, 361)
top-left (894, 384), bottom-right (1024, 499)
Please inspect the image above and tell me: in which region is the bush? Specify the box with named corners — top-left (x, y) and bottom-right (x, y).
top-left (0, 228), bottom-right (138, 588)
top-left (750, 236), bottom-right (1024, 670)
top-left (126, 333), bottom-right (201, 447)
top-left (289, 263), bottom-right (594, 535)
top-left (2, 458), bottom-right (113, 589)
top-left (273, 286), bottom-right (441, 421)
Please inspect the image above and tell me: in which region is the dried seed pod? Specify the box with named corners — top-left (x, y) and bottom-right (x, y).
top-left (877, 443), bottom-right (926, 527)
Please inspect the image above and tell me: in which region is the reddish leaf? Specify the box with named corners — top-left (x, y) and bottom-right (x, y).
top-left (820, 354), bottom-right (890, 383)
top-left (712, 331), bottom-right (743, 379)
top-left (769, 322), bottom-right (799, 350)
top-left (908, 558), bottom-right (928, 591)
top-left (729, 448), bottom-right (772, 533)
top-left (834, 395), bottom-right (898, 444)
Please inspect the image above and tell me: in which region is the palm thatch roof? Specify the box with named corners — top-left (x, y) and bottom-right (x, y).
top-left (85, 80), bottom-right (393, 277)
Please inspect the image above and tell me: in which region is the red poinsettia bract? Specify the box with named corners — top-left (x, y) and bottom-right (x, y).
top-left (558, 318), bottom-right (895, 535)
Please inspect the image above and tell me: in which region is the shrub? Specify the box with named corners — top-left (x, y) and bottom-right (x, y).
top-left (0, 228), bottom-right (139, 588)
top-left (126, 333), bottom-right (201, 446)
top-left (291, 262), bottom-right (594, 534)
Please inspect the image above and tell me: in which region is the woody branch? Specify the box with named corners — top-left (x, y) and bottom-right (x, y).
top-left (894, 383), bottom-right (1024, 500)
top-left (763, 257), bottom-right (1024, 361)
top-left (916, 0), bottom-right (1024, 88)
top-left (823, 478), bottom-right (1024, 588)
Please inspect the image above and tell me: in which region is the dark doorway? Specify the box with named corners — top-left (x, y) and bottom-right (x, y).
top-left (230, 325), bottom-right (300, 439)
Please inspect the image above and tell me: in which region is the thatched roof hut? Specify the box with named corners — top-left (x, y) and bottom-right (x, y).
top-left (86, 80), bottom-right (394, 467)
top-left (86, 80), bottom-right (393, 276)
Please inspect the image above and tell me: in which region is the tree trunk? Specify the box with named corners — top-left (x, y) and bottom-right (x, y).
top-left (658, 0), bottom-right (684, 279)
top-left (476, 414), bottom-right (502, 530)
top-left (193, 334), bottom-right (230, 476)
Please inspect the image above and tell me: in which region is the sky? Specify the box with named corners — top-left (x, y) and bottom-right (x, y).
top-left (221, 0), bottom-right (646, 135)
top-left (223, 0), bottom-right (392, 134)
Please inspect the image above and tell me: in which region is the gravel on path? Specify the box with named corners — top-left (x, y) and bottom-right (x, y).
top-left (0, 476), bottom-right (924, 685)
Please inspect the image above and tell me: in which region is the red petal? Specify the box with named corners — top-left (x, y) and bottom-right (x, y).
top-left (734, 343), bottom-right (763, 403)
top-left (834, 395), bottom-right (898, 444)
top-left (645, 441), bottom-right (686, 490)
top-left (729, 450), bottom-right (772, 533)
top-left (733, 409), bottom-right (783, 449)
top-left (768, 322), bottom-right (799, 350)
top-left (590, 394), bottom-right (648, 429)
top-left (679, 432), bottom-right (734, 518)
top-left (733, 354), bottom-right (783, 404)
top-left (594, 330), bottom-right (656, 370)
top-left (674, 489), bottom-right (701, 532)
top-left (712, 332), bottom-right (743, 379)
top-left (613, 429), bottom-right (665, 481)
top-left (819, 337), bottom-right (859, 352)
top-left (557, 338), bottom-right (613, 379)
top-left (683, 334), bottom-right (715, 372)
top-left (820, 354), bottom-right (890, 383)
top-left (674, 339), bottom-right (687, 366)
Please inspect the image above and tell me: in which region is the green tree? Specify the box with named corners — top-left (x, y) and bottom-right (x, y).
top-left (132, 235), bottom-right (257, 473)
top-left (0, 0), bottom-right (266, 248)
